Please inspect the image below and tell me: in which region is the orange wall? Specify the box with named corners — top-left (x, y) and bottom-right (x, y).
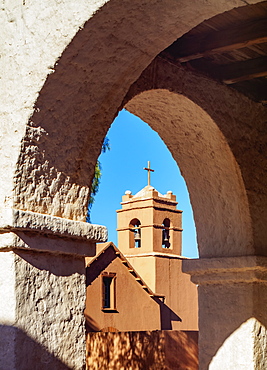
top-left (86, 330), bottom-right (198, 370)
top-left (155, 257), bottom-right (198, 330)
top-left (85, 257), bottom-right (161, 332)
top-left (126, 255), bottom-right (198, 330)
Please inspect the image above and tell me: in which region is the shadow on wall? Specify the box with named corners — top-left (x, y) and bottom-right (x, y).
top-left (0, 325), bottom-right (72, 370)
top-left (84, 312), bottom-right (101, 332)
top-left (197, 283), bottom-right (267, 368)
top-left (157, 299), bottom-right (182, 330)
top-left (86, 330), bottom-right (198, 370)
top-left (15, 245), bottom-right (85, 277)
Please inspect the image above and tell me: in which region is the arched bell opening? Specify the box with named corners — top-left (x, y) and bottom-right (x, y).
top-left (162, 218), bottom-right (171, 249)
top-left (129, 218), bottom-right (142, 248)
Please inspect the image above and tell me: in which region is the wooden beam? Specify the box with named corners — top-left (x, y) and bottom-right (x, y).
top-left (221, 56), bottom-right (267, 84)
top-left (164, 19), bottom-right (267, 62)
top-left (189, 56), bottom-right (267, 84)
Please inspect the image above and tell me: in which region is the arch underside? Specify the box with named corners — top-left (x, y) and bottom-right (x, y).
top-left (126, 89), bottom-right (253, 258)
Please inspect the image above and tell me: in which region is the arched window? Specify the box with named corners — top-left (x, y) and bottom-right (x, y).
top-left (129, 218), bottom-right (141, 248)
top-left (162, 218), bottom-right (171, 248)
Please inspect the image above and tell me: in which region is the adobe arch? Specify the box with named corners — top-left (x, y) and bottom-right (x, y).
top-left (1, 0), bottom-right (267, 368)
top-left (125, 89), bottom-right (253, 258)
top-left (9, 0), bottom-right (260, 224)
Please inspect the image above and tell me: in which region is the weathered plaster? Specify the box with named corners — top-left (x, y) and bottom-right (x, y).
top-left (0, 210), bottom-right (107, 368)
top-left (210, 319), bottom-right (255, 370)
top-left (208, 318), bottom-right (267, 370)
top-left (126, 89), bottom-right (254, 258)
top-left (183, 255), bottom-right (267, 284)
top-left (0, 243), bottom-right (90, 369)
top-left (184, 257), bottom-right (267, 369)
top-left (0, 253), bottom-right (16, 369)
top-left (1, 0), bottom-right (256, 221)
top-left (1, 1), bottom-right (266, 368)
top-left (0, 0), bottom-right (108, 220)
top-left (15, 250), bottom-right (86, 370)
top-left (125, 58), bottom-right (267, 257)
top-left (0, 209), bottom-right (107, 242)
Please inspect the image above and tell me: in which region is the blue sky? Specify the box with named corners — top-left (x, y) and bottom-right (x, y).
top-left (90, 109), bottom-right (198, 258)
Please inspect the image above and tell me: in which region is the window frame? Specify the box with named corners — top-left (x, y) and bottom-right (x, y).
top-left (101, 272), bottom-right (117, 311)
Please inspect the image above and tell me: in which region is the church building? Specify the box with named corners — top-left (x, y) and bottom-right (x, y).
top-left (85, 164), bottom-right (198, 332)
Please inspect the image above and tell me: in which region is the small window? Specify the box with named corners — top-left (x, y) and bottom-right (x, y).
top-left (102, 273), bottom-right (116, 310)
top-left (162, 218), bottom-right (171, 248)
top-left (129, 219), bottom-right (141, 248)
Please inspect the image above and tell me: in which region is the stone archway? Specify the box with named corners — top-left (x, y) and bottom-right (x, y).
top-left (123, 64), bottom-right (267, 368)
top-left (1, 0), bottom-right (267, 368)
top-left (125, 89), bottom-right (253, 258)
top-left (123, 87), bottom-right (267, 368)
top-left (4, 0), bottom-right (256, 223)
top-left (125, 55), bottom-right (267, 258)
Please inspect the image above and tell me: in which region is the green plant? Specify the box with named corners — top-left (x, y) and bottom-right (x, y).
top-left (86, 137), bottom-right (110, 222)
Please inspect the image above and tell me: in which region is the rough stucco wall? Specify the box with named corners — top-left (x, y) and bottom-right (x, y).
top-left (209, 318), bottom-right (255, 370)
top-left (1, 1), bottom-right (266, 368)
top-left (126, 89), bottom-right (253, 258)
top-left (196, 281), bottom-right (267, 370)
top-left (206, 318), bottom-right (267, 370)
top-left (0, 213), bottom-right (104, 369)
top-left (1, 0), bottom-right (255, 222)
top-left (125, 58), bottom-right (267, 257)
top-left (0, 0), bottom-right (108, 221)
top-left (14, 250), bottom-right (86, 370)
top-left (0, 252), bottom-right (16, 369)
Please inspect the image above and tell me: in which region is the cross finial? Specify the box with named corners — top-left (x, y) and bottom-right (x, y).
top-left (143, 161), bottom-right (154, 186)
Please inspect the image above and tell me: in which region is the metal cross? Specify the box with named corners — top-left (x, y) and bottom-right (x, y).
top-left (143, 161), bottom-right (154, 186)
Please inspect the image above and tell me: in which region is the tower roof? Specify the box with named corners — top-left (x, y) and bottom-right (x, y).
top-left (121, 185), bottom-right (178, 205)
top-left (133, 185), bottom-right (163, 199)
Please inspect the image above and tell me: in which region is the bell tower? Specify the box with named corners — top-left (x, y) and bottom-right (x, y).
top-left (116, 162), bottom-right (183, 292)
top-left (117, 186), bottom-right (182, 255)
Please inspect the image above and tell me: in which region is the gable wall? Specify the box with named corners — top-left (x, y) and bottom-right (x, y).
top-left (85, 257), bottom-right (161, 332)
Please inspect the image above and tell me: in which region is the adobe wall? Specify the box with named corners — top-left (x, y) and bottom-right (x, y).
top-left (86, 330), bottom-right (198, 370)
top-left (183, 256), bottom-right (267, 369)
top-left (15, 251), bottom-right (85, 370)
top-left (0, 212), bottom-right (106, 369)
top-left (155, 257), bottom-right (198, 331)
top-left (126, 255), bottom-right (198, 331)
top-left (85, 257), bottom-right (161, 332)
top-left (0, 249), bottom-right (86, 370)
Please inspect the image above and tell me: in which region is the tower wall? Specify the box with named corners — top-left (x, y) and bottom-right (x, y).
top-left (117, 186), bottom-right (182, 255)
top-left (116, 185), bottom-right (198, 331)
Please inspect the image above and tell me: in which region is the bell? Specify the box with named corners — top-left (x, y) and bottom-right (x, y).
top-left (134, 228), bottom-right (141, 241)
top-left (163, 229), bottom-right (169, 242)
